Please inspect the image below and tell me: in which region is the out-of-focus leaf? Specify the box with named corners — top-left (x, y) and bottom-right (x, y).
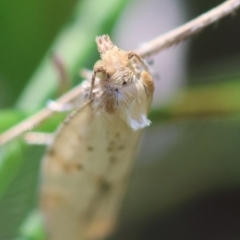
top-left (0, 0), bottom-right (77, 107)
top-left (0, 109), bottom-right (26, 132)
top-left (169, 79), bottom-right (240, 114)
top-left (0, 143), bottom-right (44, 239)
top-left (18, 211), bottom-right (46, 240)
top-left (0, 140), bottom-right (26, 199)
top-left (16, 0), bottom-right (130, 113)
top-left (151, 79), bottom-right (240, 123)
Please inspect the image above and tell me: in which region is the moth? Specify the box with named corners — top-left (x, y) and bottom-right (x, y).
top-left (40, 35), bottom-right (154, 240)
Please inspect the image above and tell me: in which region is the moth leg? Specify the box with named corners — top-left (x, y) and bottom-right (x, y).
top-left (128, 51), bottom-right (151, 73)
top-left (89, 66), bottom-right (105, 100)
top-left (129, 51), bottom-right (159, 81)
top-left (24, 132), bottom-right (54, 145)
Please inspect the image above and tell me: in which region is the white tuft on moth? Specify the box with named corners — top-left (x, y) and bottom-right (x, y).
top-left (40, 34), bottom-right (154, 240)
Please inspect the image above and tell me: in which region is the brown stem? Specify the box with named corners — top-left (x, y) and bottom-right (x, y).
top-left (136, 0), bottom-right (240, 57)
top-left (0, 85), bottom-right (84, 145)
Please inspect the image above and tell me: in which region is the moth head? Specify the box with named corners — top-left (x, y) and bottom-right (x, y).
top-left (94, 36), bottom-right (134, 87)
top-left (93, 58), bottom-right (134, 89)
top-left (92, 35), bottom-right (153, 130)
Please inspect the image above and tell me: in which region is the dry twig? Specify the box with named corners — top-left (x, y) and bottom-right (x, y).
top-left (136, 0), bottom-right (240, 57)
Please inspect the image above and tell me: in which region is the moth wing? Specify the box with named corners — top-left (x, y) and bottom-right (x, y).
top-left (40, 101), bottom-right (97, 240)
top-left (40, 101), bottom-right (138, 240)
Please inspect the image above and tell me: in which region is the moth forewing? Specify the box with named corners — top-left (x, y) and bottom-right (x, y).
top-left (40, 35), bottom-right (154, 240)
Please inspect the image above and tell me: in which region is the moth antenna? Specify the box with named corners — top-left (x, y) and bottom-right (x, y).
top-left (96, 34), bottom-right (115, 55)
top-left (128, 51), bottom-right (151, 73)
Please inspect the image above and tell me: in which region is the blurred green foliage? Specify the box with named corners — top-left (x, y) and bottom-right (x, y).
top-left (0, 0), bottom-right (77, 107)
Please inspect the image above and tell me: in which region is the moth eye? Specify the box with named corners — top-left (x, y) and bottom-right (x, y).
top-left (123, 81), bottom-right (127, 85)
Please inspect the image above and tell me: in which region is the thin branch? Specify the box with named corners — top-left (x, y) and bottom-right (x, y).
top-left (1, 0), bottom-right (240, 145)
top-left (136, 0), bottom-right (240, 57)
top-left (0, 85), bottom-right (84, 145)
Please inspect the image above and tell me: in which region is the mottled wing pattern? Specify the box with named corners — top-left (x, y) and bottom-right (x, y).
top-left (40, 101), bottom-right (142, 240)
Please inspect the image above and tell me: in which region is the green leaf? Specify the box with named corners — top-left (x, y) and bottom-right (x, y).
top-left (150, 79), bottom-right (240, 123)
top-left (16, 0), bottom-right (130, 113)
top-left (0, 109), bottom-right (26, 133)
top-left (18, 211), bottom-right (46, 240)
top-left (0, 140), bottom-right (26, 199)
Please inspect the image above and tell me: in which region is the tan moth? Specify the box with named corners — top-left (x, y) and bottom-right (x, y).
top-left (40, 35), bottom-right (154, 240)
